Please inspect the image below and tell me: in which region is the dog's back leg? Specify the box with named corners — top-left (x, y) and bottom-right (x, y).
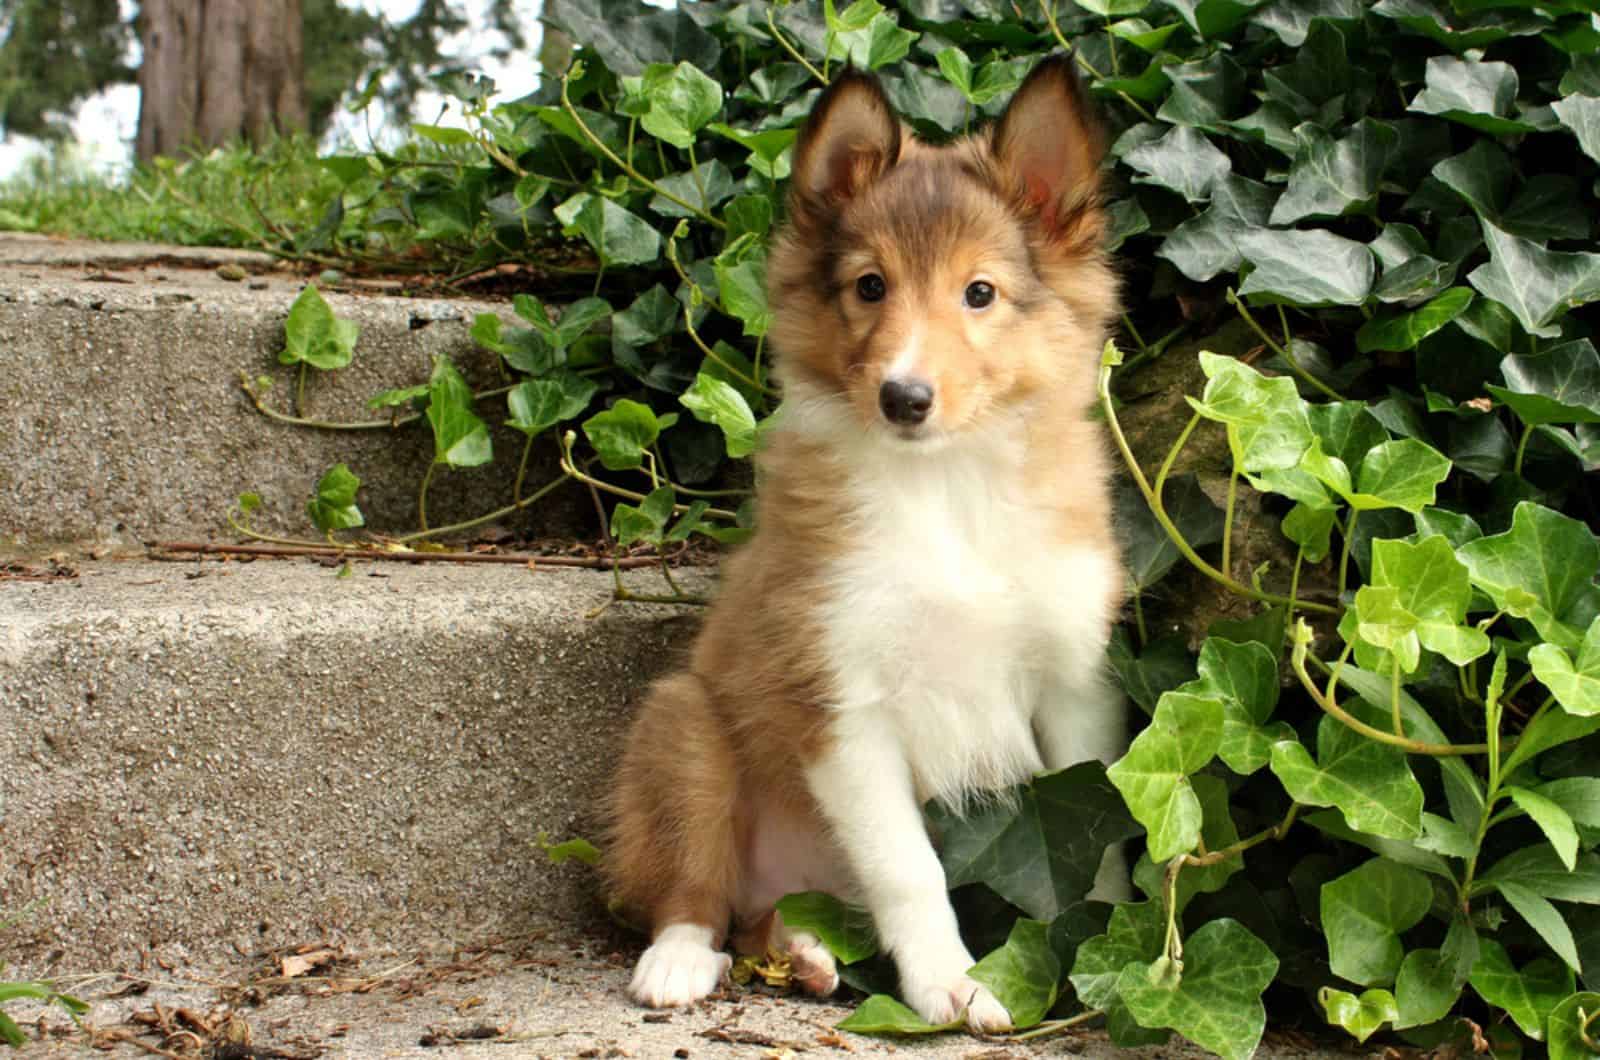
top-left (606, 673), bottom-right (739, 1007)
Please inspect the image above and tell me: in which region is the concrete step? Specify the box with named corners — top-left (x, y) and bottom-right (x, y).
top-left (1, 557), bottom-right (710, 980)
top-left (0, 235), bottom-right (588, 554)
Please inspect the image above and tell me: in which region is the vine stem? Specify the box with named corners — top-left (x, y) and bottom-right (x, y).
top-left (1098, 359), bottom-right (1336, 615)
top-left (1514, 422), bottom-right (1534, 476)
top-left (765, 8), bottom-right (829, 86)
top-left (558, 433), bottom-right (739, 521)
top-left (1221, 467), bottom-right (1239, 579)
top-left (1290, 619), bottom-right (1489, 756)
top-left (1000, 1008), bottom-right (1103, 1042)
top-left (559, 68), bottom-right (726, 229)
top-left (1161, 803), bottom-right (1302, 964)
top-left (1337, 511), bottom-right (1358, 601)
top-left (417, 461), bottom-right (438, 532)
top-left (1040, 0), bottom-right (1156, 123)
top-left (1225, 289), bottom-right (1345, 402)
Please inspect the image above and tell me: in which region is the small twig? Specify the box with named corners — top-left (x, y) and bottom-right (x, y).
top-left (150, 541), bottom-right (674, 570)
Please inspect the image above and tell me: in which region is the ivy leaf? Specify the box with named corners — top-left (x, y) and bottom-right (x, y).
top-left (306, 463), bottom-right (364, 532)
top-left (612, 285), bottom-right (680, 361)
top-left (636, 61), bottom-right (722, 149)
top-left (281, 283), bottom-right (359, 370)
top-left (555, 193), bottom-right (662, 267)
top-left (1302, 437), bottom-right (1452, 514)
top-left (651, 161), bottom-right (735, 218)
top-left (1188, 637), bottom-right (1287, 774)
top-left (714, 234), bottom-right (771, 338)
top-left (1370, 535), bottom-right (1490, 667)
top-left (1547, 991), bottom-right (1600, 1060)
top-left (1320, 987), bottom-right (1397, 1043)
top-left (1131, 774), bottom-right (1243, 909)
top-left (425, 356), bottom-right (492, 468)
top-left (1119, 474), bottom-right (1225, 593)
top-left (968, 919), bottom-right (1059, 1028)
top-left (836, 994), bottom-right (961, 1035)
top-left (1468, 220), bottom-right (1600, 338)
top-left (507, 373), bottom-right (599, 437)
top-left (1395, 916), bottom-right (1478, 1029)
top-left (1459, 502), bottom-right (1600, 653)
top-left (1158, 175), bottom-right (1276, 282)
top-left (1357, 287), bottom-right (1475, 353)
top-left (610, 485), bottom-right (675, 547)
top-left (1320, 858), bottom-right (1433, 986)
top-left (680, 373), bottom-right (758, 459)
top-left (583, 399), bottom-right (666, 470)
top-left (931, 762), bottom-right (1142, 923)
top-left (1530, 618), bottom-right (1600, 718)
top-left (775, 892), bottom-right (877, 965)
top-left (1188, 352), bottom-right (1314, 472)
top-left (1123, 126), bottom-right (1232, 204)
top-left (1237, 228), bottom-right (1376, 306)
top-left (1471, 938), bottom-right (1576, 1040)
top-left (1271, 716), bottom-right (1425, 839)
top-left (1269, 119), bottom-right (1398, 225)
top-left (1554, 94), bottom-right (1600, 164)
top-left (1107, 691), bottom-right (1223, 860)
top-left (1068, 900), bottom-right (1169, 1046)
top-left (1116, 919), bottom-right (1277, 1060)
top-left (1408, 55), bottom-right (1539, 134)
top-left (1487, 341), bottom-right (1600, 427)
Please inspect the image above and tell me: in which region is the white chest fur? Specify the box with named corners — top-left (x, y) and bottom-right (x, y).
top-left (808, 417), bottom-right (1119, 807)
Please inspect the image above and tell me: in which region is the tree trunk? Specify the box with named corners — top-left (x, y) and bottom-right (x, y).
top-left (136, 0), bottom-right (307, 162)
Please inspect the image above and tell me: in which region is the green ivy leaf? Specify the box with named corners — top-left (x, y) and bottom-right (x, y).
top-left (610, 485), bottom-right (675, 547)
top-left (425, 356), bottom-right (492, 468)
top-left (1188, 637), bottom-right (1288, 774)
top-left (1471, 938), bottom-right (1576, 1040)
top-left (1459, 502), bottom-right (1600, 653)
top-left (555, 192), bottom-right (662, 267)
top-left (507, 373), bottom-right (599, 437)
top-left (612, 284), bottom-right (681, 361)
top-left (836, 994), bottom-right (961, 1035)
top-left (1271, 715), bottom-right (1425, 839)
top-left (1487, 341), bottom-right (1600, 427)
top-left (306, 463), bottom-right (364, 532)
top-left (1357, 287), bottom-right (1475, 353)
top-left (931, 762), bottom-right (1142, 923)
top-left (1320, 858), bottom-right (1432, 986)
top-left (680, 373), bottom-right (758, 459)
top-left (1531, 619), bottom-right (1600, 718)
top-left (1394, 916), bottom-right (1478, 1029)
top-left (1270, 119), bottom-right (1398, 225)
top-left (1107, 691), bottom-right (1223, 860)
top-left (1157, 175), bottom-right (1276, 282)
top-left (583, 399), bottom-right (665, 471)
top-left (1237, 227), bottom-right (1375, 306)
top-left (1319, 987), bottom-right (1397, 1043)
top-left (968, 919), bottom-right (1059, 1029)
top-left (1503, 709), bottom-right (1600, 777)
top-left (1123, 126), bottom-right (1232, 204)
top-left (1509, 786), bottom-right (1583, 870)
top-left (636, 62), bottom-right (722, 149)
top-left (651, 160), bottom-right (736, 219)
top-left (281, 283), bottom-right (359, 370)
top-left (1547, 991), bottom-right (1600, 1060)
top-left (1469, 220), bottom-right (1600, 338)
top-left (1131, 774), bottom-right (1243, 909)
top-left (1188, 352), bottom-right (1314, 472)
top-left (1554, 94), bottom-right (1600, 164)
top-left (714, 234), bottom-right (771, 338)
top-left (1069, 899), bottom-right (1168, 1044)
top-left (1116, 919), bottom-right (1277, 1060)
top-left (1409, 55), bottom-right (1539, 134)
top-left (775, 892), bottom-right (878, 965)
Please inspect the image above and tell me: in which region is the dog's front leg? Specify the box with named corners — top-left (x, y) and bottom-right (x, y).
top-left (806, 709), bottom-right (1012, 1032)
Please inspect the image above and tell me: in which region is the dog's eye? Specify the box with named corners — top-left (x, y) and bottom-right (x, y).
top-left (964, 281), bottom-right (996, 309)
top-left (856, 273), bottom-right (886, 303)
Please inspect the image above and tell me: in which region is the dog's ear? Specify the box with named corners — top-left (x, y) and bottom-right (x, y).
top-left (790, 69), bottom-right (901, 212)
top-left (991, 54), bottom-right (1106, 245)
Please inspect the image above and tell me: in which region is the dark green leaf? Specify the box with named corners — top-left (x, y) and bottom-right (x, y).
top-left (1468, 221), bottom-right (1600, 338)
top-left (1123, 126), bottom-right (1232, 204)
top-left (1409, 55), bottom-right (1540, 134)
top-left (1320, 858), bottom-right (1433, 986)
top-left (968, 919), bottom-right (1059, 1028)
top-left (583, 399), bottom-right (665, 471)
top-left (1459, 502), bottom-right (1600, 653)
top-left (1357, 288), bottom-right (1475, 353)
top-left (507, 373), bottom-right (598, 437)
top-left (1271, 715), bottom-right (1425, 839)
top-left (1237, 228), bottom-right (1375, 306)
top-left (775, 892), bottom-right (878, 965)
top-left (1472, 939), bottom-right (1577, 1040)
top-left (1488, 341), bottom-right (1600, 427)
top-left (1270, 119), bottom-right (1398, 225)
top-left (1116, 919), bottom-right (1277, 1060)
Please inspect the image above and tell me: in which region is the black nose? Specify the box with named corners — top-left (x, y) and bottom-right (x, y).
top-left (879, 378), bottom-right (934, 426)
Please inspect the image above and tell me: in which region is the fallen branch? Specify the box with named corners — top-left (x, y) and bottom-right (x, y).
top-left (150, 541), bottom-right (681, 571)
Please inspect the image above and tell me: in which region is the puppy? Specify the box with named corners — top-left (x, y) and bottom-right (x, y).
top-left (605, 55), bottom-right (1125, 1032)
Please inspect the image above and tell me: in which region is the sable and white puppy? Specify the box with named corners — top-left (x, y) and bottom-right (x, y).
top-left (605, 56), bottom-right (1125, 1032)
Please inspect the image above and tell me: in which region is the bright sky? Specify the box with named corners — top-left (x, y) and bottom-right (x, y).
top-left (0, 0), bottom-right (545, 181)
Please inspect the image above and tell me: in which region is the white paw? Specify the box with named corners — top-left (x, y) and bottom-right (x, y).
top-left (903, 974), bottom-right (1012, 1033)
top-left (786, 932), bottom-right (840, 997)
top-left (629, 925), bottom-right (732, 1008)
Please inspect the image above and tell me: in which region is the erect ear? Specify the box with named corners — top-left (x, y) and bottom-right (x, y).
top-left (789, 69), bottom-right (901, 212)
top-left (991, 54), bottom-right (1106, 244)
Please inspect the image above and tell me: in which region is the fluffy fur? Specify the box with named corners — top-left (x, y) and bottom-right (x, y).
top-left (604, 56), bottom-right (1125, 1031)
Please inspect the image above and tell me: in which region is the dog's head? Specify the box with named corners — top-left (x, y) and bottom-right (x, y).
top-left (768, 56), bottom-right (1117, 445)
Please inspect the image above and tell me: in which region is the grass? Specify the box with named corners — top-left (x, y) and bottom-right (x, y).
top-left (0, 136), bottom-right (347, 249)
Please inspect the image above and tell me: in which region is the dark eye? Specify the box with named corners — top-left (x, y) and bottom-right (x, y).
top-left (856, 273), bottom-right (886, 303)
top-left (964, 281), bottom-right (996, 309)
